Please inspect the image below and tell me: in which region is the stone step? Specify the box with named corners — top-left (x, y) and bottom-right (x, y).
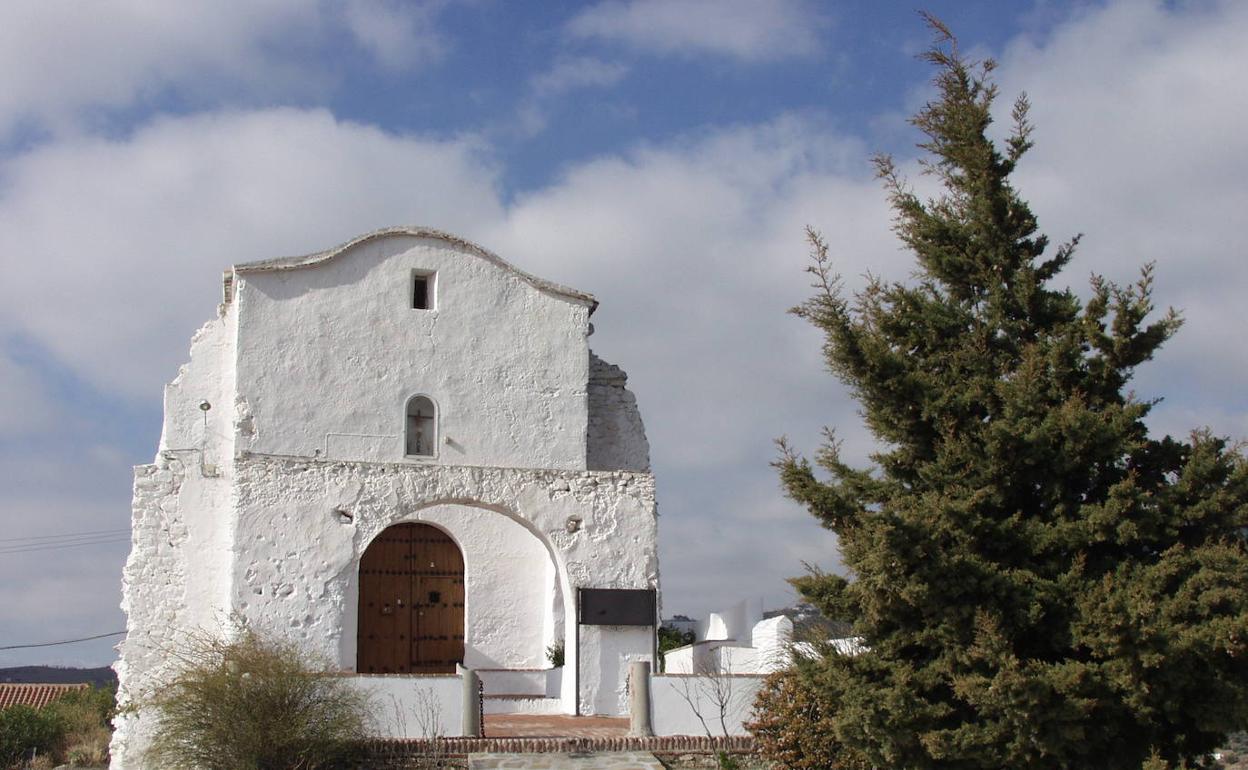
top-left (483, 694), bottom-right (565, 715)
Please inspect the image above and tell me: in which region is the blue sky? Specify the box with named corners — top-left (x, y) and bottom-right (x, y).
top-left (2, 0), bottom-right (1246, 668)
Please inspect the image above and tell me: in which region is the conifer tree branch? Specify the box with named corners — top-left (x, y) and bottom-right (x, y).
top-left (772, 12), bottom-right (1248, 769)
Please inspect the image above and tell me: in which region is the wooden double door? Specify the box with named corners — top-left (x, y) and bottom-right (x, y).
top-left (357, 523), bottom-right (465, 674)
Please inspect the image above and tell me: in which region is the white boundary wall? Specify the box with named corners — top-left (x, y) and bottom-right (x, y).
top-left (649, 673), bottom-right (765, 737)
top-left (664, 616), bottom-right (792, 676)
top-left (344, 674), bottom-right (465, 739)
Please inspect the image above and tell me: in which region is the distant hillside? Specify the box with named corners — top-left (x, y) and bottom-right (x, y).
top-left (0, 666), bottom-right (116, 687)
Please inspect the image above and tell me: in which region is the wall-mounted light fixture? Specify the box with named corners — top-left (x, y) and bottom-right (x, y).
top-left (198, 400), bottom-right (218, 477)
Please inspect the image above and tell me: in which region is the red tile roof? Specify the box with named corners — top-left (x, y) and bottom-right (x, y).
top-left (0, 683), bottom-right (87, 710)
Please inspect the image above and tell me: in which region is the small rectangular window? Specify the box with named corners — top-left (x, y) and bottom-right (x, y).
top-left (412, 274), bottom-right (431, 310)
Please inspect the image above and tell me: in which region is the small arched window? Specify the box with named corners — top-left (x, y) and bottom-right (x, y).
top-left (405, 396), bottom-right (436, 457)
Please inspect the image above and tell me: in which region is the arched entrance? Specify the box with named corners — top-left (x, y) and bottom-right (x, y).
top-left (357, 522), bottom-right (465, 674)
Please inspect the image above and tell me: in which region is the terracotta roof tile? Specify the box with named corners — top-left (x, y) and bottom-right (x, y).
top-left (0, 683), bottom-right (87, 710)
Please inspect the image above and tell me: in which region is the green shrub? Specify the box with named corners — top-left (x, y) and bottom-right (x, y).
top-left (748, 669), bottom-right (869, 770)
top-left (0, 704), bottom-right (64, 769)
top-left (657, 626), bottom-right (694, 672)
top-left (46, 685), bottom-right (115, 767)
top-left (545, 640), bottom-right (564, 668)
top-left (146, 630), bottom-right (373, 770)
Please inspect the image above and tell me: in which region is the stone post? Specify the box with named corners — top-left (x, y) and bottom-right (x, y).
top-left (460, 666), bottom-right (481, 737)
top-left (628, 659), bottom-right (653, 737)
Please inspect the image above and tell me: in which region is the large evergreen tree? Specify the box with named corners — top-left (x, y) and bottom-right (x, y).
top-left (776, 17), bottom-right (1248, 769)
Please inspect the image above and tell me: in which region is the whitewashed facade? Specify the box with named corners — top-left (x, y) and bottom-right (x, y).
top-left (111, 228), bottom-right (660, 767)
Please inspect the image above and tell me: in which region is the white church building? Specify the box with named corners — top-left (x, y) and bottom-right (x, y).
top-left (111, 228), bottom-right (661, 764)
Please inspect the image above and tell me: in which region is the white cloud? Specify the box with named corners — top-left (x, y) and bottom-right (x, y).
top-left (565, 0), bottom-right (826, 61)
top-left (0, 108), bottom-right (503, 401)
top-left (483, 118), bottom-right (884, 613)
top-left (513, 56), bottom-right (630, 138)
top-left (342, 0), bottom-right (449, 71)
top-left (530, 57), bottom-right (630, 97)
top-left (528, 0), bottom-right (1248, 612)
top-left (993, 0), bottom-right (1248, 439)
top-left (0, 107), bottom-right (878, 623)
top-left (486, 116), bottom-right (884, 464)
top-left (0, 352), bottom-right (58, 435)
top-left (0, 0), bottom-right (454, 139)
top-left (0, 1), bottom-right (318, 137)
top-left (3, 0), bottom-right (1248, 635)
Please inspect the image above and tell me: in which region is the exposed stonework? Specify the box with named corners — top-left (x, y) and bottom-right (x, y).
top-left (228, 453), bottom-right (658, 682)
top-left (587, 353), bottom-right (650, 473)
top-left (110, 457), bottom-right (188, 767)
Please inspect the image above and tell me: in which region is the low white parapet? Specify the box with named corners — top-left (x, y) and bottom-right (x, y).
top-left (477, 668), bottom-right (548, 696)
top-left (697, 598), bottom-right (764, 644)
top-left (482, 695), bottom-right (564, 715)
top-left (663, 639), bottom-right (739, 675)
top-left (666, 614), bottom-right (792, 676)
top-left (341, 674), bottom-right (465, 739)
top-left (649, 673), bottom-right (766, 737)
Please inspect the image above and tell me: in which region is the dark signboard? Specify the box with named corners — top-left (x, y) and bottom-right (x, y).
top-left (578, 588), bottom-right (656, 626)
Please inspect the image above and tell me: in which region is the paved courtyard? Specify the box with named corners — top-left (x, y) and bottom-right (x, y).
top-left (483, 714), bottom-right (630, 738)
top-left (468, 751), bottom-right (663, 770)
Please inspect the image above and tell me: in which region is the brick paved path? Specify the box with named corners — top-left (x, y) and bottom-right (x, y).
top-left (468, 751), bottom-right (663, 770)
top-left (484, 714), bottom-right (629, 738)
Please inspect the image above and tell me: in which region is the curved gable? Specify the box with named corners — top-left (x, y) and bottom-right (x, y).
top-left (225, 226), bottom-right (596, 311)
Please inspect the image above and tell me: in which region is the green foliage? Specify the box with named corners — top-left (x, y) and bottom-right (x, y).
top-left (0, 705), bottom-right (63, 769)
top-left (774, 14), bottom-right (1248, 770)
top-left (0, 686), bottom-right (115, 769)
top-left (145, 630), bottom-right (373, 770)
top-left (748, 669), bottom-right (870, 770)
top-left (658, 625), bottom-right (696, 672)
top-left (659, 626), bottom-right (696, 652)
top-left (546, 640), bottom-right (565, 668)
top-left (46, 685), bottom-right (115, 767)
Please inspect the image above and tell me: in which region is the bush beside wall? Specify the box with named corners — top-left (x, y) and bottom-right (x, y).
top-left (145, 630), bottom-right (372, 770)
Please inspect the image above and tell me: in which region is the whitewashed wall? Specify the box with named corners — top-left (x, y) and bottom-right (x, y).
top-left (665, 616), bottom-right (791, 676)
top-left (339, 502), bottom-right (557, 670)
top-left (115, 229), bottom-right (661, 769)
top-left (155, 311), bottom-right (238, 629)
top-left (650, 674), bottom-right (765, 737)
top-left (113, 309), bottom-right (241, 770)
top-left (347, 674), bottom-right (465, 739)
top-left (232, 234), bottom-right (592, 469)
top-left (697, 598), bottom-right (763, 643)
top-left (578, 625), bottom-right (655, 715)
top-left (228, 454), bottom-right (658, 717)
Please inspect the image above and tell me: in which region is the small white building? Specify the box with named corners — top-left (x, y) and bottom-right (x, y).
top-left (663, 599), bottom-right (792, 676)
top-left (111, 228), bottom-right (660, 766)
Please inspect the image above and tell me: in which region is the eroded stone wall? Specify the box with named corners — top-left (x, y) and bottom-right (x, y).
top-left (114, 231), bottom-right (663, 769)
top-left (587, 353), bottom-right (650, 472)
top-left (229, 453), bottom-right (659, 713)
top-left (110, 458), bottom-right (189, 770)
top-left (113, 451), bottom-right (660, 767)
